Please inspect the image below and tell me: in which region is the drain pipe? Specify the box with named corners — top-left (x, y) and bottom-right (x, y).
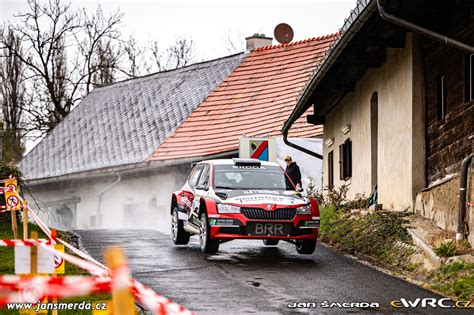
top-left (283, 131), bottom-right (323, 160)
top-left (97, 173), bottom-right (121, 227)
top-left (377, 0), bottom-right (474, 53)
top-left (456, 153), bottom-right (473, 241)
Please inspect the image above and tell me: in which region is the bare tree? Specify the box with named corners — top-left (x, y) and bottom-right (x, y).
top-left (92, 38), bottom-right (119, 86)
top-left (144, 37), bottom-right (196, 73)
top-left (1, 0), bottom-right (123, 135)
top-left (223, 28), bottom-right (245, 54)
top-left (165, 37), bottom-right (195, 69)
top-left (122, 35), bottom-right (147, 78)
top-left (149, 39), bottom-right (163, 72)
top-left (79, 6), bottom-right (123, 92)
top-left (0, 28), bottom-right (25, 163)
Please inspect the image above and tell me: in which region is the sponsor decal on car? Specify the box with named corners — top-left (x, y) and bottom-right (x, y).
top-left (227, 194), bottom-right (304, 205)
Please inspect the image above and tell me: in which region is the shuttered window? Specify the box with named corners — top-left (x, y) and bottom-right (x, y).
top-left (328, 151), bottom-right (334, 188)
top-left (338, 138), bottom-right (352, 181)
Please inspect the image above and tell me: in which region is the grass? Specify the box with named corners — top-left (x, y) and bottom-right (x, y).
top-left (0, 217), bottom-right (111, 314)
top-left (319, 206), bottom-right (414, 266)
top-left (434, 239), bottom-right (471, 257)
top-left (430, 261), bottom-right (474, 301)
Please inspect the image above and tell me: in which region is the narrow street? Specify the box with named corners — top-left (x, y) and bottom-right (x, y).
top-left (76, 228), bottom-right (448, 314)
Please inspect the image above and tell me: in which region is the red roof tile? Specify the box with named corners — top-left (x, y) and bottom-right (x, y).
top-left (148, 34), bottom-right (337, 161)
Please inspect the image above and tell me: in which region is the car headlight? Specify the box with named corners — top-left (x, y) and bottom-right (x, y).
top-left (296, 204), bottom-right (311, 214)
top-left (217, 204), bottom-right (241, 214)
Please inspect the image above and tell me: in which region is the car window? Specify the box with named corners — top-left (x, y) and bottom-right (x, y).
top-left (197, 164), bottom-right (210, 189)
top-left (189, 164), bottom-right (204, 188)
top-left (214, 164), bottom-right (293, 190)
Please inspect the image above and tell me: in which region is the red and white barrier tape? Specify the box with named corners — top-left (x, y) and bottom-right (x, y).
top-left (132, 280), bottom-right (193, 315)
top-left (0, 186), bottom-right (16, 194)
top-left (0, 275), bottom-right (112, 305)
top-left (56, 237), bottom-right (109, 271)
top-left (13, 194), bottom-right (193, 314)
top-left (38, 244), bottom-right (108, 277)
top-left (0, 239), bottom-right (54, 247)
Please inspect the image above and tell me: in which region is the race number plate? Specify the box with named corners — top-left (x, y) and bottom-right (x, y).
top-left (248, 222), bottom-right (292, 236)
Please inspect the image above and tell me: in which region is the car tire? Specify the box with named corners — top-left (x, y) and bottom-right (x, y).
top-left (262, 239), bottom-right (279, 246)
top-left (171, 207), bottom-right (190, 245)
top-left (295, 239), bottom-right (316, 254)
top-left (199, 213), bottom-right (219, 253)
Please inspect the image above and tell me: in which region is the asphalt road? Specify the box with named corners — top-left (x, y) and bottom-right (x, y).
top-left (74, 227), bottom-right (465, 314)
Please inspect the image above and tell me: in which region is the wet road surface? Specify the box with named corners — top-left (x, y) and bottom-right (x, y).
top-left (73, 228), bottom-right (459, 314)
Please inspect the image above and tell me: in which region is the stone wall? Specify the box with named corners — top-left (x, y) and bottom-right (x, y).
top-left (415, 168), bottom-right (474, 246)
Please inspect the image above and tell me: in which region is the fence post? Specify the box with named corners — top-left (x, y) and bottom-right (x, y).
top-left (22, 201), bottom-right (28, 240)
top-left (51, 229), bottom-right (58, 315)
top-left (10, 210), bottom-right (18, 239)
top-left (30, 231), bottom-right (38, 274)
top-left (105, 247), bottom-right (135, 315)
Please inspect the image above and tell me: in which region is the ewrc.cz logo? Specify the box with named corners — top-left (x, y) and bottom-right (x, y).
top-left (391, 298), bottom-right (472, 309)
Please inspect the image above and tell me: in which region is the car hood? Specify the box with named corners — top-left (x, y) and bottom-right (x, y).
top-left (215, 189), bottom-right (308, 206)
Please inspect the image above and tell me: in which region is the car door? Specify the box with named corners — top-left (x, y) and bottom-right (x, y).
top-left (189, 164), bottom-right (210, 226)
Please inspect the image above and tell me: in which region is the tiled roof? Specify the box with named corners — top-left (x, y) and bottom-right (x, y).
top-left (148, 34), bottom-right (337, 161)
top-left (20, 53), bottom-right (245, 180)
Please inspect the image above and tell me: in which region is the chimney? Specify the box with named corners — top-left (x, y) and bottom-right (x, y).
top-left (245, 33), bottom-right (273, 50)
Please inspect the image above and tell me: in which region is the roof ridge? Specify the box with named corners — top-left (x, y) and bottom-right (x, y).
top-left (253, 32), bottom-right (340, 52)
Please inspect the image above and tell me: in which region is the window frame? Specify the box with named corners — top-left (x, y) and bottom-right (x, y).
top-left (328, 150), bottom-right (334, 188)
top-left (188, 164), bottom-right (205, 189)
top-left (437, 74), bottom-right (447, 120)
top-left (338, 138), bottom-right (352, 181)
top-left (197, 164), bottom-right (210, 190)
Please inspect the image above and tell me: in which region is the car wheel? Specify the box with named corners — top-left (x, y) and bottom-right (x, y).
top-left (262, 239), bottom-right (279, 246)
top-left (295, 239), bottom-right (316, 254)
top-left (199, 213), bottom-right (219, 253)
top-left (171, 207), bottom-right (190, 245)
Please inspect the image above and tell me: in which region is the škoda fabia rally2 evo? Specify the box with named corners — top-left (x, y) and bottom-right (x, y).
top-left (170, 158), bottom-right (320, 254)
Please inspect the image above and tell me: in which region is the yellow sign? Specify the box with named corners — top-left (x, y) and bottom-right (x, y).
top-left (4, 177), bottom-right (20, 210)
top-left (54, 244), bottom-right (65, 274)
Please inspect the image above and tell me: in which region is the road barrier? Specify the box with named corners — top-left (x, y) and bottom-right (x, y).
top-left (0, 177), bottom-right (193, 315)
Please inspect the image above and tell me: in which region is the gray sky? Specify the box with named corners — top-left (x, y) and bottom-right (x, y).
top-left (1, 0), bottom-right (357, 61)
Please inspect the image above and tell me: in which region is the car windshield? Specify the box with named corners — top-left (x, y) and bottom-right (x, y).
top-left (213, 164), bottom-right (294, 190)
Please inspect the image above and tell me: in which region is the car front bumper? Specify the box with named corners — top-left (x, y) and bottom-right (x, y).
top-left (207, 213), bottom-right (319, 240)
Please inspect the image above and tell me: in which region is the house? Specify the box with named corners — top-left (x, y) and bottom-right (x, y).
top-left (19, 34), bottom-right (335, 230)
top-left (283, 0), bottom-right (474, 244)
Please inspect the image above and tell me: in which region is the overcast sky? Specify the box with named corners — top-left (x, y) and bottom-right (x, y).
top-left (1, 0), bottom-right (357, 61)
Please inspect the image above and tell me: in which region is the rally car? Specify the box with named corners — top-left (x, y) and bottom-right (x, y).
top-left (170, 158), bottom-right (320, 254)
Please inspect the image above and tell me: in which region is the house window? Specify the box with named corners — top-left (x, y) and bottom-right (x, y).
top-left (465, 53), bottom-right (474, 102)
top-left (437, 74), bottom-right (447, 120)
top-left (339, 138), bottom-right (352, 181)
top-left (328, 151), bottom-right (334, 188)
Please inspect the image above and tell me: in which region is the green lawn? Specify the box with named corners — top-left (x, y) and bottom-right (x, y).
top-left (0, 218), bottom-right (112, 314)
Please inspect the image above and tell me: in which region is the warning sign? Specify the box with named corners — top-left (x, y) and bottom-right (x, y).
top-left (7, 195), bottom-right (19, 208)
top-left (4, 177), bottom-right (20, 210)
top-left (250, 140), bottom-right (269, 161)
top-left (54, 244), bottom-right (65, 274)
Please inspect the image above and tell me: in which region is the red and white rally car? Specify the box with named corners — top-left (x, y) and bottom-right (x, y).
top-left (170, 158), bottom-right (320, 254)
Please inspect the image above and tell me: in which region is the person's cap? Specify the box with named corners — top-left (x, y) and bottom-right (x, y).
top-left (284, 155), bottom-right (292, 161)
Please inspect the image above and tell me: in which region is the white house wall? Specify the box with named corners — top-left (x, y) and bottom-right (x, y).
top-left (25, 165), bottom-right (191, 231)
top-left (323, 33), bottom-right (424, 210)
